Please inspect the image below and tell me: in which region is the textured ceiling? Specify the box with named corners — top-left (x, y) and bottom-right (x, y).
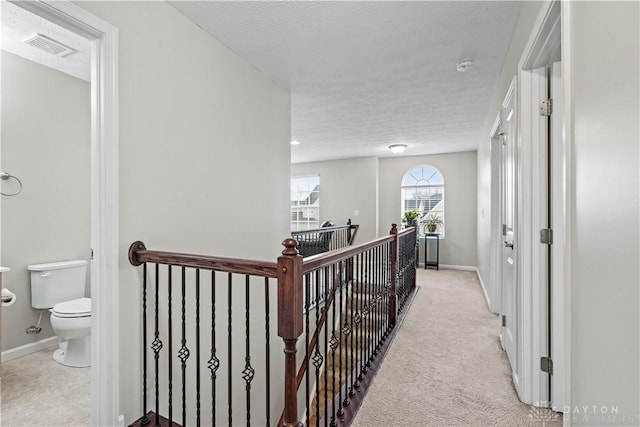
top-left (171, 1), bottom-right (523, 163)
top-left (1, 1), bottom-right (90, 81)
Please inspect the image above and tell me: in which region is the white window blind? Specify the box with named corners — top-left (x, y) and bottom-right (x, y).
top-left (291, 175), bottom-right (320, 231)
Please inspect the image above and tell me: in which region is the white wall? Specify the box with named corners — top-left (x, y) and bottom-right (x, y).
top-left (76, 2), bottom-right (291, 424)
top-left (566, 2), bottom-right (639, 424)
top-left (476, 1), bottom-right (544, 306)
top-left (1, 52), bottom-right (91, 351)
top-left (291, 157), bottom-right (378, 243)
top-left (379, 152), bottom-right (477, 267)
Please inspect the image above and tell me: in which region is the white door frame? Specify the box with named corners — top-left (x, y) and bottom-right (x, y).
top-left (549, 60), bottom-right (565, 412)
top-left (516, 0), bottom-right (561, 407)
top-left (489, 113), bottom-right (502, 315)
top-left (10, 1), bottom-right (120, 425)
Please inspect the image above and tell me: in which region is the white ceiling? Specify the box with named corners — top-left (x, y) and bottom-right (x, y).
top-left (170, 1), bottom-right (522, 164)
top-left (1, 1), bottom-right (90, 81)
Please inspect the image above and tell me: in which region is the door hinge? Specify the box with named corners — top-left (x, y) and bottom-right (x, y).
top-left (541, 356), bottom-right (553, 374)
top-left (502, 224), bottom-right (508, 236)
top-left (540, 228), bottom-right (553, 245)
top-left (91, 249), bottom-right (94, 260)
top-left (501, 315), bottom-right (506, 327)
top-left (539, 99), bottom-right (553, 116)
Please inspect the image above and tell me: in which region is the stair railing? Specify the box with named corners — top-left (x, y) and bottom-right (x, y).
top-left (279, 224), bottom-right (417, 427)
top-left (128, 242), bottom-right (280, 427)
top-left (292, 219), bottom-right (359, 258)
top-left (127, 222), bottom-right (416, 427)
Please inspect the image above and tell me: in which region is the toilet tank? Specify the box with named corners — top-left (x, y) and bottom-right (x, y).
top-left (28, 260), bottom-right (88, 309)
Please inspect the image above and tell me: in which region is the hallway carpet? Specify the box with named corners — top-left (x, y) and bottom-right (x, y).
top-left (352, 269), bottom-right (562, 427)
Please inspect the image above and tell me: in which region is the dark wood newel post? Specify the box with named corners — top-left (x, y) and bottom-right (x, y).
top-left (277, 238), bottom-right (304, 427)
top-left (389, 224), bottom-right (398, 328)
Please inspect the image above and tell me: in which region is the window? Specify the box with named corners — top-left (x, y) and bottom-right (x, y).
top-left (291, 175), bottom-right (320, 231)
top-left (401, 166), bottom-right (444, 236)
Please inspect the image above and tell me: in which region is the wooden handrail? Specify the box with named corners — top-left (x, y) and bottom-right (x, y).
top-left (302, 234), bottom-right (394, 273)
top-left (290, 221), bottom-right (355, 236)
top-left (128, 241), bottom-right (278, 278)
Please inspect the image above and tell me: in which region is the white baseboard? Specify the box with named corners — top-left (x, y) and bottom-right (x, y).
top-left (439, 264), bottom-right (477, 271)
top-left (1, 336), bottom-right (58, 363)
top-left (474, 268), bottom-right (493, 312)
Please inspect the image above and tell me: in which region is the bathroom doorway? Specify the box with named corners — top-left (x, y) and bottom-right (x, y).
top-left (0, 1), bottom-right (118, 425)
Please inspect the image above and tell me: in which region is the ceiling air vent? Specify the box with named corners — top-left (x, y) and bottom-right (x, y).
top-left (22, 33), bottom-right (76, 57)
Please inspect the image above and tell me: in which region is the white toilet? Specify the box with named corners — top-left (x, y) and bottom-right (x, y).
top-left (29, 260), bottom-right (91, 368)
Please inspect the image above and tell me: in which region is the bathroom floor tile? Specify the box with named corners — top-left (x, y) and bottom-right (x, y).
top-left (1, 346), bottom-right (90, 427)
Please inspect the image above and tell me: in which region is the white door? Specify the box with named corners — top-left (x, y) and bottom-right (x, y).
top-left (500, 80), bottom-right (518, 385)
top-left (550, 61), bottom-right (564, 410)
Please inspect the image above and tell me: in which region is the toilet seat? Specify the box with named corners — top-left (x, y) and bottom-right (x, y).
top-left (52, 297), bottom-right (91, 318)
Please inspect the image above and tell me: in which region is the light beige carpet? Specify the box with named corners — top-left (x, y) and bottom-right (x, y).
top-left (352, 269), bottom-right (562, 427)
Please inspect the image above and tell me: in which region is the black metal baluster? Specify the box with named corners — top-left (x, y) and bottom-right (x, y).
top-left (370, 249), bottom-right (377, 362)
top-left (228, 273), bottom-right (233, 427)
top-left (348, 255), bottom-right (356, 397)
top-left (312, 270), bottom-right (322, 427)
top-left (367, 246), bottom-right (380, 368)
top-left (329, 264), bottom-right (338, 427)
top-left (354, 253), bottom-right (361, 388)
top-left (323, 267), bottom-right (329, 426)
top-left (243, 275), bottom-right (255, 427)
top-left (375, 244), bottom-right (382, 355)
top-left (339, 260), bottom-right (347, 413)
top-left (142, 263), bottom-right (149, 424)
top-left (383, 244), bottom-right (388, 340)
top-left (196, 269), bottom-right (201, 427)
top-left (386, 242), bottom-right (392, 338)
top-left (376, 245), bottom-right (382, 356)
top-left (168, 265), bottom-right (173, 425)
top-left (152, 264), bottom-right (162, 427)
top-left (264, 278), bottom-right (271, 427)
top-left (208, 272), bottom-right (220, 427)
top-left (363, 250), bottom-right (370, 373)
top-left (305, 273), bottom-right (311, 427)
top-left (360, 250), bottom-right (364, 381)
top-left (372, 246), bottom-right (378, 362)
top-left (179, 267), bottom-right (190, 427)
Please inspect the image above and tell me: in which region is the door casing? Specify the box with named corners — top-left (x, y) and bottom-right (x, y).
top-left (512, 0), bottom-right (562, 408)
top-left (9, 1), bottom-right (121, 424)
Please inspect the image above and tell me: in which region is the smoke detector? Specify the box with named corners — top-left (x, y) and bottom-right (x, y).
top-left (22, 33), bottom-right (76, 57)
top-left (456, 58), bottom-right (473, 72)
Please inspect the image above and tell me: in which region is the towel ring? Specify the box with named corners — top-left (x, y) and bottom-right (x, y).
top-left (1, 172), bottom-right (23, 196)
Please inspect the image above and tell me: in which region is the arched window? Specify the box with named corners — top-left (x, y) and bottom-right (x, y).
top-left (401, 165), bottom-right (445, 236)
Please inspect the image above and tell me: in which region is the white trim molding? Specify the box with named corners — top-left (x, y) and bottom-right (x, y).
top-left (439, 264), bottom-right (477, 271)
top-left (10, 1), bottom-right (120, 425)
top-left (515, 0), bottom-right (561, 408)
top-left (474, 267), bottom-right (492, 312)
top-left (560, 1), bottom-right (574, 422)
top-left (1, 336), bottom-right (58, 363)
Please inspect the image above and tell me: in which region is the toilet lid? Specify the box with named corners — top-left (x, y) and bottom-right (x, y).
top-left (52, 297), bottom-right (91, 318)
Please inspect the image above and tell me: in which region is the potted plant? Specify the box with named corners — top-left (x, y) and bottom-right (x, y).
top-left (402, 210), bottom-right (420, 228)
top-left (423, 213), bottom-right (442, 234)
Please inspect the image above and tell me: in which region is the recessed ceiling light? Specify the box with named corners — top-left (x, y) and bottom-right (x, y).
top-left (291, 140), bottom-right (301, 145)
top-left (388, 144), bottom-right (407, 154)
top-left (456, 58), bottom-right (473, 72)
